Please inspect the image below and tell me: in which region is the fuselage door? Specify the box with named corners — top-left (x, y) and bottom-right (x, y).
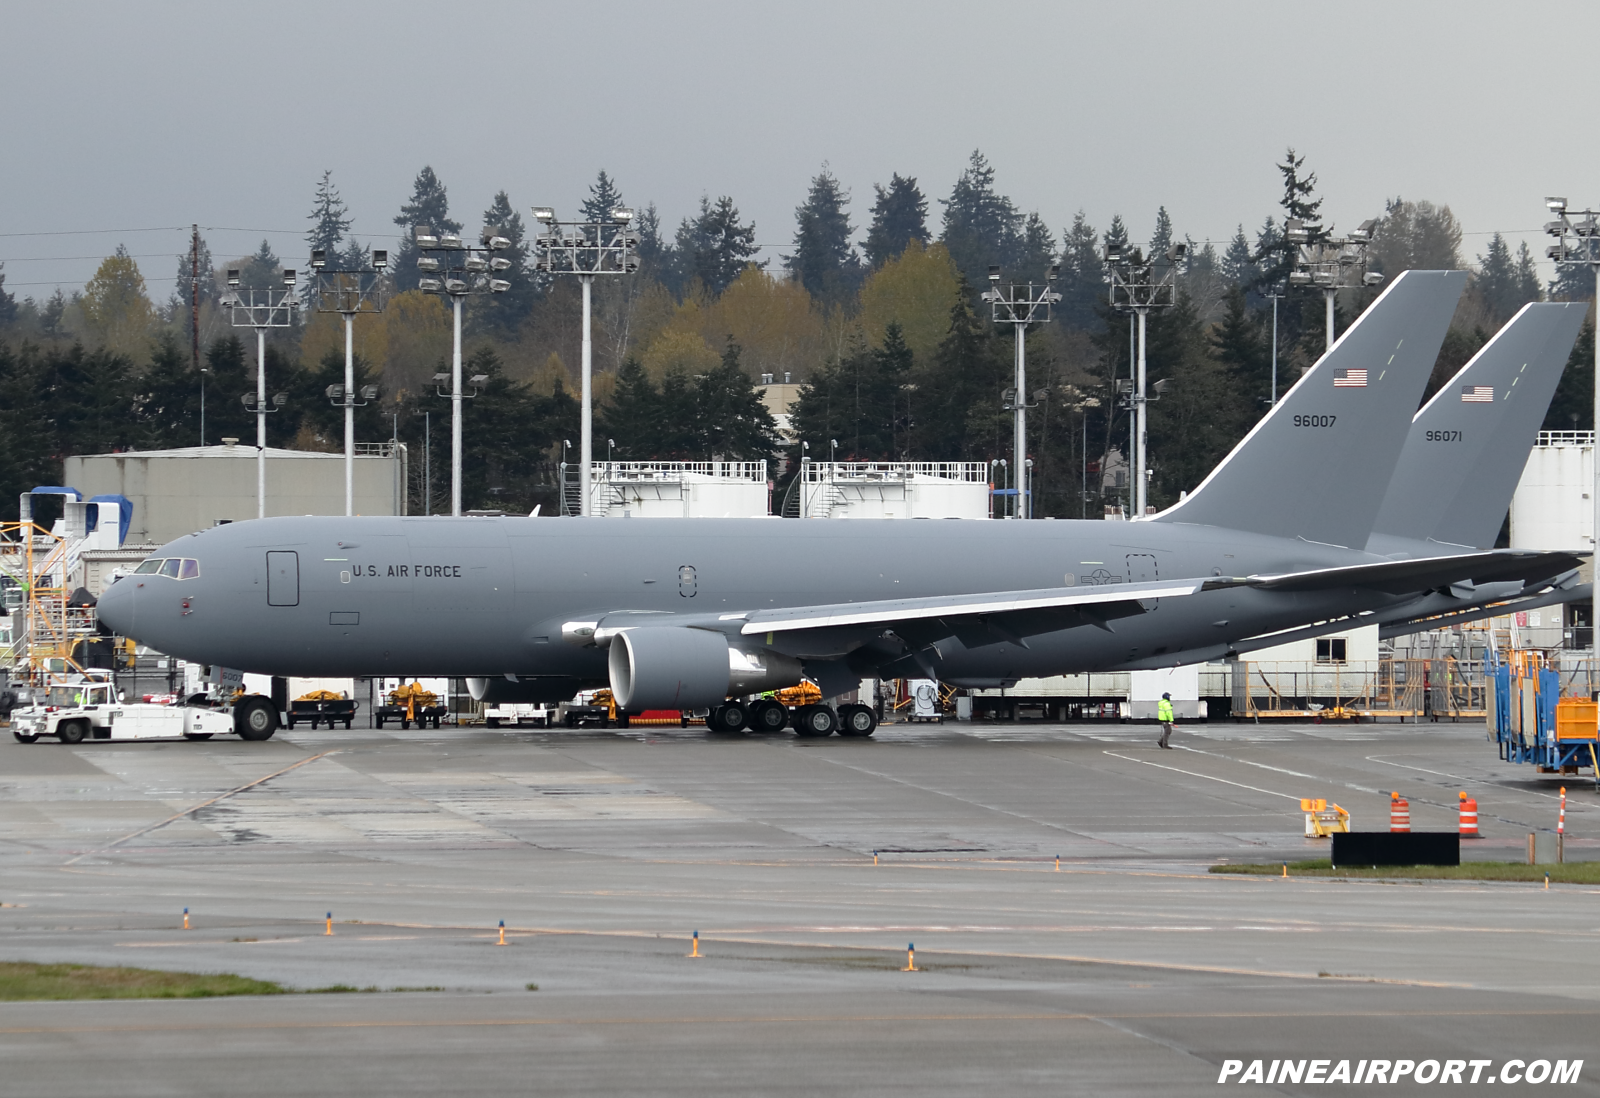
top-left (266, 551), bottom-right (300, 607)
top-left (1126, 553), bottom-right (1158, 584)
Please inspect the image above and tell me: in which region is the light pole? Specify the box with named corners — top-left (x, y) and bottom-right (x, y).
top-left (413, 225), bottom-right (514, 516)
top-left (1105, 244), bottom-right (1183, 518)
top-left (308, 249), bottom-right (389, 516)
top-left (1544, 196), bottom-right (1600, 567)
top-left (530, 207), bottom-right (640, 516)
top-left (1260, 282), bottom-right (1285, 406)
top-left (1286, 217), bottom-right (1383, 352)
top-left (1063, 388), bottom-right (1101, 519)
top-left (220, 267), bottom-right (300, 519)
top-left (981, 264), bottom-right (1061, 519)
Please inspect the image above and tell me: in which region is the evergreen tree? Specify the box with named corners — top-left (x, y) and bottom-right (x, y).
top-left (1477, 233), bottom-right (1527, 324)
top-left (1057, 212), bottom-right (1102, 331)
top-left (784, 167), bottom-right (857, 304)
top-left (673, 195), bottom-right (760, 295)
top-left (1103, 215), bottom-right (1130, 255)
top-left (1513, 241), bottom-right (1543, 306)
top-left (580, 170), bottom-right (625, 223)
top-left (168, 234), bottom-right (215, 313)
top-left (336, 238), bottom-right (369, 271)
top-left (1544, 321), bottom-right (1594, 431)
top-left (133, 333), bottom-right (200, 449)
top-left (598, 358), bottom-right (661, 456)
top-left (1210, 285), bottom-right (1271, 404)
top-left (1148, 207), bottom-right (1174, 261)
top-left (864, 173), bottom-right (928, 267)
top-left (391, 166), bottom-right (461, 292)
top-left (693, 339), bottom-right (780, 461)
top-left (1015, 213), bottom-right (1058, 284)
top-left (939, 150), bottom-right (1022, 281)
top-left (1255, 149), bottom-right (1322, 290)
top-left (791, 324), bottom-right (915, 461)
top-left (0, 264), bottom-right (14, 327)
top-left (634, 203), bottom-right (666, 272)
top-left (913, 282), bottom-right (1003, 460)
top-left (1220, 225), bottom-right (1254, 287)
top-left (237, 239), bottom-right (282, 290)
top-left (305, 170), bottom-right (353, 261)
top-left (473, 190), bottom-right (536, 337)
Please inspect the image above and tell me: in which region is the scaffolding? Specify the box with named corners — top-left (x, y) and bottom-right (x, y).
top-left (0, 519), bottom-right (98, 687)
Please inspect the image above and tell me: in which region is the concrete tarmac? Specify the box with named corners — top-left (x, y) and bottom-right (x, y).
top-left (1, 717), bottom-right (1595, 1095)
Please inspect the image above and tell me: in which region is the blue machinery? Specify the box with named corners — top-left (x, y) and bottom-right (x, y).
top-left (1488, 657), bottom-right (1600, 790)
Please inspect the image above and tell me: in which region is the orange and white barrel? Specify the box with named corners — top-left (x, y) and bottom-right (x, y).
top-left (1390, 791), bottom-right (1411, 833)
top-left (1458, 792), bottom-right (1479, 838)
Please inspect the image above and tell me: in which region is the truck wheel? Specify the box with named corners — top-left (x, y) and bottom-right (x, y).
top-left (58, 720), bottom-right (88, 744)
top-left (234, 698), bottom-right (278, 741)
top-left (12, 731), bottom-right (38, 743)
top-left (565, 713), bottom-right (577, 728)
top-left (374, 717), bottom-right (384, 728)
top-left (486, 717), bottom-right (500, 728)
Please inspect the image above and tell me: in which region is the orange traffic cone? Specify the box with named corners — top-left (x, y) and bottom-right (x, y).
top-left (1458, 792), bottom-right (1479, 838)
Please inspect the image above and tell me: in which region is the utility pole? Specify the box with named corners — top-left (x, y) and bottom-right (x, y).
top-left (1105, 243), bottom-right (1184, 518)
top-left (530, 207), bottom-right (640, 516)
top-left (191, 225), bottom-right (202, 445)
top-left (412, 226), bottom-right (515, 516)
top-left (1544, 197), bottom-right (1600, 574)
top-left (981, 264), bottom-right (1061, 519)
top-left (308, 249), bottom-right (390, 516)
top-left (219, 268), bottom-right (299, 519)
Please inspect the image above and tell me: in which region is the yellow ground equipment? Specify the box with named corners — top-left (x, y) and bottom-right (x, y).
top-left (1301, 797), bottom-right (1351, 838)
top-left (375, 682), bottom-right (447, 729)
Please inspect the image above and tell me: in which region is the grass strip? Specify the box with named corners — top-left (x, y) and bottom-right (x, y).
top-left (0, 961), bottom-right (284, 1000)
top-left (1210, 859), bottom-right (1600, 883)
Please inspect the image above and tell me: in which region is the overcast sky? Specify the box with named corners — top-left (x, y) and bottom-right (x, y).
top-left (3, 1), bottom-right (1596, 298)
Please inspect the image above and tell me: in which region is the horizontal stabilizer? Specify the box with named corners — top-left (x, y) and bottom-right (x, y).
top-left (1245, 549), bottom-right (1585, 594)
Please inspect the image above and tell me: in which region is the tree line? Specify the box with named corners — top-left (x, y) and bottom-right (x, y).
top-left (0, 148), bottom-right (1590, 522)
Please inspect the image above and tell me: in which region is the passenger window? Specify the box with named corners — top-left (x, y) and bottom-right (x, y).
top-left (134, 559), bottom-right (165, 574)
top-left (159, 559), bottom-right (182, 578)
top-left (178, 559), bottom-right (200, 580)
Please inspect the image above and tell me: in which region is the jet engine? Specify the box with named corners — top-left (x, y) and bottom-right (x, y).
top-left (607, 627), bottom-right (804, 711)
top-left (466, 676), bottom-right (584, 704)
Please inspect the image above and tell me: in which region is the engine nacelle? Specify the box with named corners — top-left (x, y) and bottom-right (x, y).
top-left (607, 628), bottom-right (804, 711)
top-left (466, 676), bottom-right (584, 704)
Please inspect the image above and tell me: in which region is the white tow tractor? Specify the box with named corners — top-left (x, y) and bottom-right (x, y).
top-left (9, 675), bottom-right (275, 744)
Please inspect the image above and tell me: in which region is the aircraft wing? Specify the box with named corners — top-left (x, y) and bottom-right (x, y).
top-left (1243, 549), bottom-right (1586, 595)
top-left (731, 578), bottom-right (1210, 647)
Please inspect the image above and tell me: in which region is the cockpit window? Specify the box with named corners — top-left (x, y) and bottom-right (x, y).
top-left (135, 557), bottom-right (199, 579)
top-left (178, 558), bottom-right (201, 580)
top-left (134, 558), bottom-right (165, 574)
top-left (159, 559), bottom-right (182, 578)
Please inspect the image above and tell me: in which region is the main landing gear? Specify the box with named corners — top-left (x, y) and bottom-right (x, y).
top-left (706, 700), bottom-right (877, 738)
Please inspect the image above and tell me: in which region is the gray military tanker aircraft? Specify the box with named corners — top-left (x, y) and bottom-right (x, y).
top-left (96, 270), bottom-right (1583, 738)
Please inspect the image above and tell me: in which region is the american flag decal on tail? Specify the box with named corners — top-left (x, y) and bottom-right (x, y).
top-left (1333, 368), bottom-right (1368, 388)
top-left (1461, 385), bottom-right (1494, 403)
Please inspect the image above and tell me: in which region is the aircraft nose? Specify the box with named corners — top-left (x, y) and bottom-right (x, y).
top-left (96, 573), bottom-right (136, 635)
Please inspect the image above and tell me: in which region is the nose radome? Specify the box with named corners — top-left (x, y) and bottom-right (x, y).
top-left (96, 575), bottom-right (134, 635)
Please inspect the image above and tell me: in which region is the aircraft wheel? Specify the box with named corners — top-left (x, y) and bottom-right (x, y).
top-left (794, 705), bottom-right (836, 737)
top-left (58, 720), bottom-right (88, 745)
top-left (12, 731), bottom-right (38, 743)
top-left (749, 700), bottom-right (789, 733)
top-left (234, 698), bottom-right (278, 741)
top-left (837, 704), bottom-right (877, 738)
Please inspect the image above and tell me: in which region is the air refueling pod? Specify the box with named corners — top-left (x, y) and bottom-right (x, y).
top-left (606, 627), bottom-right (804, 711)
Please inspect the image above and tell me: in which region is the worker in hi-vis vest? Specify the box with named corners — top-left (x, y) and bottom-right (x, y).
top-left (1157, 692), bottom-right (1174, 749)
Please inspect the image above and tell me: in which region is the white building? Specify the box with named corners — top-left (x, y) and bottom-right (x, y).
top-left (585, 462), bottom-right (770, 518)
top-left (786, 462), bottom-right (990, 519)
top-left (1510, 430), bottom-right (1593, 565)
top-left (65, 441), bottom-right (408, 545)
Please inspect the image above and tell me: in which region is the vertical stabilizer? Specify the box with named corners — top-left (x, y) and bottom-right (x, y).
top-left (1153, 270), bottom-right (1466, 546)
top-left (1370, 301), bottom-right (1586, 550)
